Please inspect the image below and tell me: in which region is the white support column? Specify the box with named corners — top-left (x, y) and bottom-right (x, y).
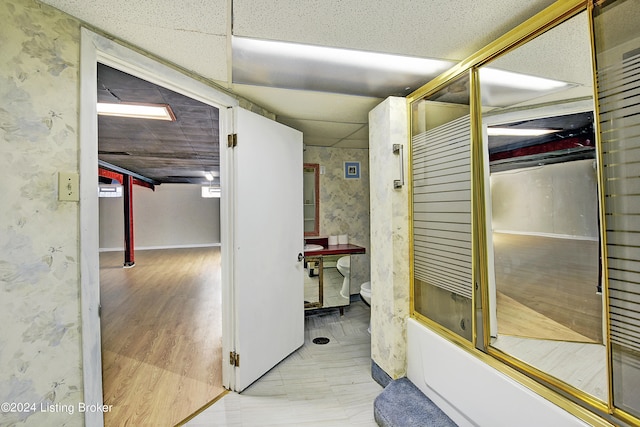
top-left (368, 96), bottom-right (410, 379)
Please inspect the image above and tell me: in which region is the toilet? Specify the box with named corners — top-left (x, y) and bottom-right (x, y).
top-left (360, 281), bottom-right (372, 334)
top-left (336, 256), bottom-right (350, 299)
top-left (360, 281), bottom-right (371, 306)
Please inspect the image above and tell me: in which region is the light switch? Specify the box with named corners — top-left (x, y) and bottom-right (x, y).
top-left (58, 172), bottom-right (79, 201)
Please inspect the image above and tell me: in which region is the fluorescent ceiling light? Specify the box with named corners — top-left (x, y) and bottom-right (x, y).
top-left (232, 36), bottom-right (454, 97)
top-left (480, 68), bottom-right (569, 91)
top-left (234, 37), bottom-right (451, 75)
top-left (487, 127), bottom-right (560, 136)
top-left (97, 102), bottom-right (176, 121)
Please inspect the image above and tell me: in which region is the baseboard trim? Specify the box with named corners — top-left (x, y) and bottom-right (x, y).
top-left (372, 359), bottom-right (393, 388)
top-left (99, 243), bottom-right (221, 252)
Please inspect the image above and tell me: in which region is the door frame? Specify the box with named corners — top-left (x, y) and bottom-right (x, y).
top-left (79, 28), bottom-right (238, 426)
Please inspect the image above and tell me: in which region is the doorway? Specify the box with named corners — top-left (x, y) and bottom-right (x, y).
top-left (80, 28), bottom-right (238, 427)
top-left (96, 64), bottom-right (226, 424)
top-left (81, 29), bottom-right (305, 426)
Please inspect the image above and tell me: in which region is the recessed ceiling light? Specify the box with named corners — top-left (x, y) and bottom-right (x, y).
top-left (487, 127), bottom-right (560, 136)
top-left (97, 102), bottom-right (176, 121)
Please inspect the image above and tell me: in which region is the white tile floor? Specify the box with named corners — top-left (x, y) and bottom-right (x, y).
top-left (185, 300), bottom-right (381, 427)
top-left (492, 335), bottom-right (607, 400)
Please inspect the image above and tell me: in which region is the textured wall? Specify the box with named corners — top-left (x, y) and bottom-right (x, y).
top-left (303, 146), bottom-right (371, 294)
top-left (0, 0), bottom-right (84, 425)
top-left (368, 97), bottom-right (410, 379)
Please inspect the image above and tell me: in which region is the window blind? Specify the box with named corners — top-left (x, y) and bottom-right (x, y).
top-left (412, 115), bottom-right (473, 299)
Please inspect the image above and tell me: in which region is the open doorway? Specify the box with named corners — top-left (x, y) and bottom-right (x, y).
top-left (79, 29), bottom-right (240, 426)
top-left (96, 64), bottom-right (225, 424)
top-left (81, 30), bottom-right (305, 426)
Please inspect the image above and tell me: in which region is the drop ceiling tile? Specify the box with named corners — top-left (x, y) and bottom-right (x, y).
top-left (45, 0), bottom-right (227, 31)
top-left (303, 137), bottom-right (343, 147)
top-left (347, 126), bottom-right (370, 140)
top-left (231, 84), bottom-right (381, 123)
top-left (484, 11), bottom-right (593, 86)
top-left (278, 118), bottom-right (365, 139)
top-left (232, 0), bottom-right (556, 61)
top-left (41, 0), bottom-right (229, 81)
top-left (332, 139), bottom-right (369, 149)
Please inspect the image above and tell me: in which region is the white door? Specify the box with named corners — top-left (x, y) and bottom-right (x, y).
top-left (231, 107), bottom-right (304, 391)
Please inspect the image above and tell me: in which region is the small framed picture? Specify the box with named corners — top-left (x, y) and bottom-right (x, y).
top-left (344, 161), bottom-right (360, 179)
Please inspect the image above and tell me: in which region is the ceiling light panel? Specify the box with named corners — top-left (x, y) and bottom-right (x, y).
top-left (97, 102), bottom-right (176, 121)
top-left (479, 68), bottom-right (575, 108)
top-left (232, 36), bottom-right (454, 98)
top-left (481, 68), bottom-right (569, 91)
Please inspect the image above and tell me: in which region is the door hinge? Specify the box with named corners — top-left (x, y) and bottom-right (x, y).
top-left (227, 133), bottom-right (238, 148)
top-left (229, 351), bottom-right (240, 367)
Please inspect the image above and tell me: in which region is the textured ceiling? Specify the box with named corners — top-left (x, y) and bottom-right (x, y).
top-left (39, 0), bottom-right (590, 183)
top-left (97, 64), bottom-right (220, 184)
top-left (230, 0), bottom-right (556, 61)
top-left (41, 0), bottom-right (229, 80)
top-left (39, 0), bottom-right (559, 147)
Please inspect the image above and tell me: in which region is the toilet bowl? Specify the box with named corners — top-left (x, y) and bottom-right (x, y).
top-left (336, 256), bottom-right (350, 299)
top-left (360, 281), bottom-right (371, 306)
top-left (360, 281), bottom-right (372, 334)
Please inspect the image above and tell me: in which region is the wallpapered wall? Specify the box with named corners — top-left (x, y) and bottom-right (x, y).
top-left (0, 1), bottom-right (374, 425)
top-left (0, 0), bottom-right (84, 425)
top-left (303, 146), bottom-right (371, 294)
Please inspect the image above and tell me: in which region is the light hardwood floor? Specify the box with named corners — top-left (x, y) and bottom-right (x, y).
top-left (491, 233), bottom-right (607, 401)
top-left (493, 232), bottom-right (602, 343)
top-left (100, 248), bottom-right (225, 427)
top-left (496, 292), bottom-right (596, 342)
